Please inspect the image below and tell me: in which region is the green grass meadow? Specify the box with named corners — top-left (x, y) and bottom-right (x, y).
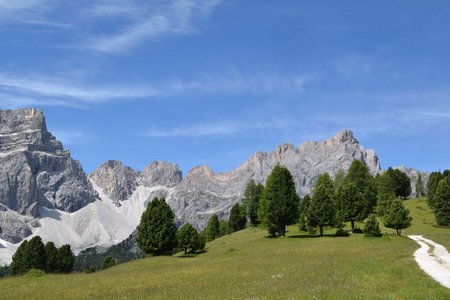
top-left (0, 197), bottom-right (449, 299)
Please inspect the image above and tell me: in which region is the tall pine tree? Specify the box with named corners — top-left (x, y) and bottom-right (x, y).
top-left (375, 172), bottom-right (396, 216)
top-left (242, 180), bottom-right (264, 226)
top-left (137, 197), bottom-right (178, 255)
top-left (346, 160), bottom-right (377, 211)
top-left (434, 179), bottom-right (450, 226)
top-left (307, 173), bottom-right (335, 236)
top-left (335, 182), bottom-right (368, 232)
top-left (427, 172), bottom-right (444, 208)
top-left (205, 214), bottom-right (220, 241)
top-left (258, 165), bottom-right (299, 236)
top-left (229, 203), bottom-right (246, 232)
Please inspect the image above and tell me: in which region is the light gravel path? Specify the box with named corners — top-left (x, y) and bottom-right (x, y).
top-left (409, 235), bottom-right (450, 289)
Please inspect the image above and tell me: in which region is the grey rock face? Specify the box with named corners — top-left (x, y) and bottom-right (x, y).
top-left (89, 160), bottom-right (181, 205)
top-left (91, 130), bottom-right (381, 230)
top-left (0, 108), bottom-right (97, 242)
top-left (141, 161), bottom-right (182, 188)
top-left (167, 129), bottom-right (381, 229)
top-left (89, 160), bottom-right (139, 205)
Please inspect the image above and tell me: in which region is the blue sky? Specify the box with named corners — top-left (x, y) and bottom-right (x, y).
top-left (0, 0), bottom-right (449, 174)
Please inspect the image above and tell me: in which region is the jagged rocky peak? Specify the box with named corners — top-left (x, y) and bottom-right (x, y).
top-left (142, 161), bottom-right (182, 188)
top-left (0, 108), bottom-right (97, 243)
top-left (330, 129), bottom-right (358, 144)
top-left (89, 160), bottom-right (139, 204)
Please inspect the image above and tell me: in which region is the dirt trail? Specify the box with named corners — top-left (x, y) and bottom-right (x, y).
top-left (409, 235), bottom-right (450, 289)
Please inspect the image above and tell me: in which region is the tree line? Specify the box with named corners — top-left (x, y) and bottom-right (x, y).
top-left (204, 161), bottom-right (416, 239)
top-left (427, 170), bottom-right (450, 226)
top-left (9, 236), bottom-right (75, 275)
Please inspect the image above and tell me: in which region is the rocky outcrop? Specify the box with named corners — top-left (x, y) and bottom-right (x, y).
top-left (0, 108), bottom-right (97, 243)
top-left (141, 161), bottom-right (182, 188)
top-left (89, 160), bottom-right (139, 205)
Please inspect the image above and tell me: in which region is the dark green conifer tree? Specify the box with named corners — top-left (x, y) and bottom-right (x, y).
top-left (57, 244), bottom-right (75, 273)
top-left (9, 240), bottom-right (29, 275)
top-left (307, 173), bottom-right (335, 236)
top-left (26, 236), bottom-right (46, 271)
top-left (44, 241), bottom-right (59, 273)
top-left (242, 180), bottom-right (264, 226)
top-left (137, 197), bottom-right (178, 255)
top-left (434, 179), bottom-right (450, 226)
top-left (364, 214), bottom-right (382, 237)
top-left (177, 223), bottom-right (198, 254)
top-left (229, 203), bottom-right (247, 232)
top-left (375, 172), bottom-right (396, 216)
top-left (383, 199), bottom-right (412, 235)
top-left (427, 172), bottom-right (444, 208)
top-left (219, 220), bottom-right (230, 236)
top-left (385, 168), bottom-right (411, 199)
top-left (298, 195), bottom-right (311, 231)
top-left (205, 214), bottom-right (220, 241)
top-left (258, 165), bottom-right (299, 236)
top-left (335, 182), bottom-right (368, 232)
top-left (346, 160), bottom-right (377, 211)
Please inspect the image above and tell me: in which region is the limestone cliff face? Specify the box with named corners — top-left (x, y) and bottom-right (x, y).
top-left (0, 108), bottom-right (97, 242)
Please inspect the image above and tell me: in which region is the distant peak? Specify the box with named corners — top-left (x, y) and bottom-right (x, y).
top-left (103, 160), bottom-right (126, 169)
top-left (276, 143), bottom-right (296, 153)
top-left (330, 129), bottom-right (358, 144)
top-left (187, 165), bottom-right (213, 176)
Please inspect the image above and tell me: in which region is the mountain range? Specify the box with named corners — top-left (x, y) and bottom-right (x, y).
top-left (0, 108), bottom-right (428, 265)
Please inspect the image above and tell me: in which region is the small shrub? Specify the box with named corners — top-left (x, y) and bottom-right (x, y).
top-left (364, 214), bottom-right (382, 237)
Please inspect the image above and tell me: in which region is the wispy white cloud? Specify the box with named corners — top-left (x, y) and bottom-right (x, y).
top-left (142, 119), bottom-right (302, 139)
top-left (0, 71), bottom-right (310, 108)
top-left (0, 0), bottom-right (222, 53)
top-left (87, 0), bottom-right (222, 52)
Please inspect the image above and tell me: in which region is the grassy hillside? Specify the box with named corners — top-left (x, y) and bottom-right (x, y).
top-left (0, 198), bottom-right (449, 299)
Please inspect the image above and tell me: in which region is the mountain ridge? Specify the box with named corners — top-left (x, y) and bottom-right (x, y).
top-left (0, 108), bottom-right (418, 266)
